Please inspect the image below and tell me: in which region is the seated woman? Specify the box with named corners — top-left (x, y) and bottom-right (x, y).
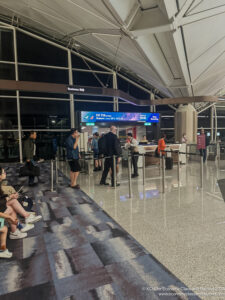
top-left (0, 167), bottom-right (42, 239)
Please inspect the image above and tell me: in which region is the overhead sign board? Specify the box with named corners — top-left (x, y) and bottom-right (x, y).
top-left (81, 111), bottom-right (159, 123)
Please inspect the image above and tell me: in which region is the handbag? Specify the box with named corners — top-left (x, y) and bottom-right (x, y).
top-left (18, 195), bottom-right (33, 212)
top-left (19, 162), bottom-right (40, 177)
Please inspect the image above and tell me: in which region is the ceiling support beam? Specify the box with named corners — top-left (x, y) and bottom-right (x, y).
top-left (130, 4), bottom-right (225, 37)
top-left (150, 96), bottom-right (218, 106)
top-left (175, 0), bottom-right (196, 21)
top-left (179, 4), bottom-right (225, 26)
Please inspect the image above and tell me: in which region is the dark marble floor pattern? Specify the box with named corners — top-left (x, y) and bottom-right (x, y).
top-left (0, 163), bottom-right (200, 300)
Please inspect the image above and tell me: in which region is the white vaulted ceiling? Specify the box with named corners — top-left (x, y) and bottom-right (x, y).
top-left (0, 0), bottom-right (225, 99)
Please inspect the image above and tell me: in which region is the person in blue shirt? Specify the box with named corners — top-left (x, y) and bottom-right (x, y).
top-left (65, 129), bottom-right (81, 189)
top-left (92, 132), bottom-right (101, 171)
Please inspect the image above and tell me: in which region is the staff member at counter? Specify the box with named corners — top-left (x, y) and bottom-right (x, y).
top-left (125, 133), bottom-right (139, 178)
top-left (158, 133), bottom-right (166, 156)
top-left (140, 135), bottom-right (148, 144)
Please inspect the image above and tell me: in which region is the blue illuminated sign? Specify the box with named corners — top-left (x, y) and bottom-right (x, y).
top-left (81, 111), bottom-right (159, 123)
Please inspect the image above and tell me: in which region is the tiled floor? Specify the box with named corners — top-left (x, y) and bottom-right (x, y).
top-left (0, 163), bottom-right (199, 299)
top-left (59, 158), bottom-right (225, 300)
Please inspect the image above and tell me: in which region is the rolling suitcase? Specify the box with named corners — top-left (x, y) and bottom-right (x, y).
top-left (166, 157), bottom-right (173, 170)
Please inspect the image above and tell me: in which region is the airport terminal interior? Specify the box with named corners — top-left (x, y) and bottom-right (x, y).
top-left (1, 0), bottom-right (225, 299)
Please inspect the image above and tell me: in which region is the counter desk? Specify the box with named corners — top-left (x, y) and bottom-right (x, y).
top-left (122, 144), bottom-right (186, 168)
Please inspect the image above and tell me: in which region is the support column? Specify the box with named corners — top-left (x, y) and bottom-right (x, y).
top-left (175, 104), bottom-right (197, 143)
top-left (113, 72), bottom-right (118, 112)
top-left (13, 28), bottom-right (23, 163)
top-left (214, 104), bottom-right (217, 143)
top-left (68, 50), bottom-right (75, 128)
top-left (210, 106), bottom-right (214, 143)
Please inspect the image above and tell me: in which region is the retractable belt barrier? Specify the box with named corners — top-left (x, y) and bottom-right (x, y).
top-left (54, 147), bottom-right (204, 195)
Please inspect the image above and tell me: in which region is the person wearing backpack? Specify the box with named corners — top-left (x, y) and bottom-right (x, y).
top-left (100, 126), bottom-right (122, 187)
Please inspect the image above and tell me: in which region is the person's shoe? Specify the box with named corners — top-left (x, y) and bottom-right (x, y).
top-left (25, 214), bottom-right (42, 224)
top-left (28, 182), bottom-right (35, 187)
top-left (21, 223), bottom-right (35, 233)
top-left (98, 167), bottom-right (102, 171)
top-left (100, 182), bottom-right (109, 186)
top-left (73, 184), bottom-right (80, 189)
top-left (111, 183), bottom-right (120, 187)
top-left (0, 249), bottom-right (13, 258)
top-left (9, 229), bottom-right (27, 240)
top-left (132, 174), bottom-right (139, 178)
top-left (93, 168), bottom-right (98, 172)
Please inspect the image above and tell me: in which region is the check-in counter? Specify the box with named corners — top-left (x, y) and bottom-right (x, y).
top-left (122, 143), bottom-right (186, 167)
top-left (139, 144), bottom-right (185, 166)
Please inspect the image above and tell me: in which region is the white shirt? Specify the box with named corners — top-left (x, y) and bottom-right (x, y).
top-left (125, 138), bottom-right (139, 150)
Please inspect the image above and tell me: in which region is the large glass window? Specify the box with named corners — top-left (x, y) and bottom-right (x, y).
top-left (20, 99), bottom-right (70, 129)
top-left (75, 101), bottom-right (113, 112)
top-left (22, 131), bottom-right (69, 160)
top-left (17, 32), bottom-right (67, 67)
top-left (0, 90), bottom-right (16, 96)
top-left (72, 54), bottom-right (109, 72)
top-left (18, 66), bottom-right (68, 84)
top-left (0, 99), bottom-right (18, 129)
top-left (0, 29), bottom-right (14, 61)
top-left (0, 131), bottom-right (19, 162)
top-left (0, 63), bottom-right (15, 80)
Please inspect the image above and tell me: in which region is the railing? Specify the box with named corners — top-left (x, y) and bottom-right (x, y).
top-left (52, 149), bottom-right (208, 196)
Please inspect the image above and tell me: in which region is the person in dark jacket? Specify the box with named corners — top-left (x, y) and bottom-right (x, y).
top-left (65, 128), bottom-right (81, 189)
top-left (100, 126), bottom-right (122, 187)
top-left (23, 131), bottom-right (38, 186)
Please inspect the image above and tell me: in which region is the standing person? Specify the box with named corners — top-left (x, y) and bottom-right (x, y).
top-left (100, 126), bottom-right (122, 187)
top-left (92, 132), bottom-right (101, 171)
top-left (182, 133), bottom-right (187, 143)
top-left (23, 131), bottom-right (39, 186)
top-left (140, 135), bottom-right (148, 144)
top-left (125, 133), bottom-right (139, 178)
top-left (66, 129), bottom-right (81, 189)
top-left (198, 128), bottom-right (207, 163)
top-left (158, 133), bottom-right (166, 156)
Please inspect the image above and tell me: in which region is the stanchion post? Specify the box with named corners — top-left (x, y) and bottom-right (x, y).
top-left (177, 150), bottom-right (180, 186)
top-left (162, 155), bottom-right (165, 193)
top-left (101, 157), bottom-right (104, 171)
top-left (55, 157), bottom-right (58, 185)
top-left (102, 157), bottom-right (105, 175)
top-left (159, 151), bottom-right (162, 176)
top-left (113, 155), bottom-right (117, 188)
top-left (88, 157), bottom-right (91, 176)
top-left (142, 154), bottom-right (145, 186)
top-left (51, 160), bottom-right (54, 192)
top-left (200, 155), bottom-right (203, 188)
top-left (128, 156), bottom-right (132, 198)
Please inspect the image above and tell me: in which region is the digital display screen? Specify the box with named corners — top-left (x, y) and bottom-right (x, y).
top-left (81, 111), bottom-right (159, 123)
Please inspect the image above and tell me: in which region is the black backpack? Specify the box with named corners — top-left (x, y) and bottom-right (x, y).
top-left (98, 135), bottom-right (107, 155)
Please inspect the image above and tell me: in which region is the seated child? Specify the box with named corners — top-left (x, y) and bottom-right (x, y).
top-left (0, 212), bottom-right (17, 258)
